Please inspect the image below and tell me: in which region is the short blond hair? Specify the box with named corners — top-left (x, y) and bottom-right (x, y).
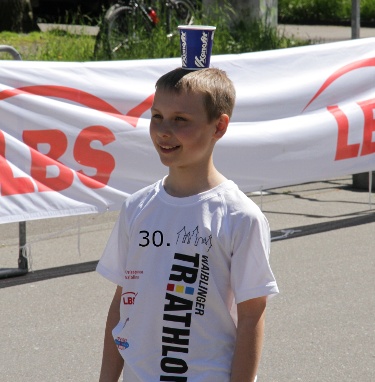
top-left (155, 67), bottom-right (236, 122)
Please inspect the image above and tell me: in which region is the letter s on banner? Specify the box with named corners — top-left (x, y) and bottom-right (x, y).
top-left (23, 126), bottom-right (116, 192)
top-left (74, 125), bottom-right (116, 188)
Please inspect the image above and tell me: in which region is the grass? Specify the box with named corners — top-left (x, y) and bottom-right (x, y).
top-left (0, 30), bottom-right (95, 61)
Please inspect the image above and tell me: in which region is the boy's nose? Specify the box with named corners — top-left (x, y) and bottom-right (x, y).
top-left (156, 122), bottom-right (172, 138)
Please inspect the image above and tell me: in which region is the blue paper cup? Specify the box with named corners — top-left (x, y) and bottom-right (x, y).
top-left (178, 25), bottom-right (216, 70)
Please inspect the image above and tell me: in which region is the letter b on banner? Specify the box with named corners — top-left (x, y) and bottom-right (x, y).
top-left (23, 129), bottom-right (74, 192)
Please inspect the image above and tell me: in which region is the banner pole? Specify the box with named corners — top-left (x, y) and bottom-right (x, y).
top-left (369, 172), bottom-right (373, 210)
top-left (0, 45), bottom-right (28, 279)
top-left (351, 0), bottom-right (360, 39)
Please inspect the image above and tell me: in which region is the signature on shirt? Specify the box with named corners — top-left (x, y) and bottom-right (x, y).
top-left (176, 226), bottom-right (212, 252)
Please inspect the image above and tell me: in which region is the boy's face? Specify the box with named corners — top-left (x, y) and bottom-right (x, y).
top-left (150, 89), bottom-right (226, 172)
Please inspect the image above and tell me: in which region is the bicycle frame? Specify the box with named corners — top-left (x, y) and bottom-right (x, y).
top-left (115, 0), bottom-right (158, 25)
top-left (94, 0), bottom-right (195, 59)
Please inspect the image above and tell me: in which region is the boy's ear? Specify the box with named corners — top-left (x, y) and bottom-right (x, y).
top-left (213, 114), bottom-right (229, 140)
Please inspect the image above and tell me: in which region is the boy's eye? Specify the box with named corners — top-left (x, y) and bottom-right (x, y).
top-left (175, 116), bottom-right (187, 121)
top-left (152, 114), bottom-right (162, 119)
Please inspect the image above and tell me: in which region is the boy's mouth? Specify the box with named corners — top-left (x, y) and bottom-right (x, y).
top-left (159, 144), bottom-right (180, 153)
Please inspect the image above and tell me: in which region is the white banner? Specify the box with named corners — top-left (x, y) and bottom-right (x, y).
top-left (1, 38), bottom-right (375, 224)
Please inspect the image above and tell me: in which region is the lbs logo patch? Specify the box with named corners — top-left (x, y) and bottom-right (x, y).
top-left (122, 291), bottom-right (138, 305)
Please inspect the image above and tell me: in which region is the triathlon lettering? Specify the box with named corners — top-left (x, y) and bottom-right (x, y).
top-left (160, 252), bottom-right (199, 381)
top-left (195, 255), bottom-right (209, 316)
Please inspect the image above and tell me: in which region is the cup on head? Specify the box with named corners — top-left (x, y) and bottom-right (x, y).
top-left (178, 25), bottom-right (216, 70)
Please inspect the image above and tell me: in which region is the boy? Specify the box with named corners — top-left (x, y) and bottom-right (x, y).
top-left (97, 67), bottom-right (278, 381)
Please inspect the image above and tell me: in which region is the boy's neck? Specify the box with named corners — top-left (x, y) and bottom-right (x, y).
top-left (163, 166), bottom-right (227, 198)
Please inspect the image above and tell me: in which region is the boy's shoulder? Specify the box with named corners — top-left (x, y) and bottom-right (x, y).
top-left (220, 182), bottom-right (263, 216)
top-left (121, 179), bottom-right (263, 220)
top-left (125, 180), bottom-right (160, 207)
top-left (118, 180), bottom-right (161, 225)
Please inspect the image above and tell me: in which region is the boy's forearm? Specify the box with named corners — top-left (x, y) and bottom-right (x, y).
top-left (230, 297), bottom-right (266, 382)
top-left (99, 286), bottom-right (124, 382)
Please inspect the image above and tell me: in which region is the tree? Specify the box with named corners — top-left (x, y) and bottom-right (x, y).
top-left (0, 0), bottom-right (34, 33)
top-left (202, 0), bottom-right (278, 27)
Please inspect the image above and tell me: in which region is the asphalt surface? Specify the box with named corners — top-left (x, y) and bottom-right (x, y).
top-left (1, 25), bottom-right (375, 382)
top-left (1, 176), bottom-right (374, 382)
top-left (279, 24), bottom-right (375, 42)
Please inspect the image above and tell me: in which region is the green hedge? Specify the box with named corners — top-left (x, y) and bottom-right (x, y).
top-left (279, 0), bottom-right (375, 26)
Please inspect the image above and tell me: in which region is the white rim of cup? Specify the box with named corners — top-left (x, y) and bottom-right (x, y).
top-left (178, 25), bottom-right (216, 31)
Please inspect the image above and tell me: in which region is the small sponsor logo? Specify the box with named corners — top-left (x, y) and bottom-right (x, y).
top-left (194, 32), bottom-right (209, 68)
top-left (115, 337), bottom-right (129, 350)
top-left (122, 291), bottom-right (138, 305)
top-left (180, 31), bottom-right (188, 67)
top-left (124, 269), bottom-right (143, 280)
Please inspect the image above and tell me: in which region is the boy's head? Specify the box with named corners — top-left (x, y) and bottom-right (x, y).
top-left (155, 67), bottom-right (236, 123)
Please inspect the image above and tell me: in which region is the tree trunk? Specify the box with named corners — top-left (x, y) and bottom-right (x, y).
top-left (0, 0), bottom-right (34, 32)
top-left (202, 0), bottom-right (278, 27)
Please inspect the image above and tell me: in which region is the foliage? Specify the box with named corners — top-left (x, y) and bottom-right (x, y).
top-left (0, 0), bottom-right (313, 62)
top-left (279, 0), bottom-right (375, 26)
top-left (0, 0), bottom-right (34, 33)
top-left (94, 0), bottom-right (309, 61)
top-left (201, 2), bottom-right (302, 54)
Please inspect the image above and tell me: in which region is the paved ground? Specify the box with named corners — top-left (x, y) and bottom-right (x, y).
top-left (1, 25), bottom-right (375, 382)
top-left (1, 176), bottom-right (374, 381)
top-left (279, 24), bottom-right (375, 43)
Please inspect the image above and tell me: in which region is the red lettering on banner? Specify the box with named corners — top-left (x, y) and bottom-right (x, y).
top-left (358, 99), bottom-right (375, 156)
top-left (74, 125), bottom-right (116, 188)
top-left (0, 130), bottom-right (35, 196)
top-left (305, 57), bottom-right (375, 161)
top-left (328, 100), bottom-right (375, 160)
top-left (0, 86), bottom-right (154, 128)
top-left (327, 105), bottom-right (360, 160)
top-left (0, 85), bottom-right (154, 196)
top-left (23, 129), bottom-right (74, 192)
top-left (304, 58), bottom-right (375, 111)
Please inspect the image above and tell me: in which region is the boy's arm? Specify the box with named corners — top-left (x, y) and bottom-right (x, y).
top-left (99, 285), bottom-right (124, 382)
top-left (230, 296), bottom-right (267, 382)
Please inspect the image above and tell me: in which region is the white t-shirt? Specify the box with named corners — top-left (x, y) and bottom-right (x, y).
top-left (97, 179), bottom-right (278, 381)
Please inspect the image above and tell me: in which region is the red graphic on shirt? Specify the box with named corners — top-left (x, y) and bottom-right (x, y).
top-left (0, 85), bottom-right (154, 196)
top-left (304, 58), bottom-right (375, 160)
top-left (122, 291), bottom-right (138, 305)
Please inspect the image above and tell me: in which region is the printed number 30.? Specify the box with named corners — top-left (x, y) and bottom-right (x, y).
top-left (139, 230), bottom-right (164, 247)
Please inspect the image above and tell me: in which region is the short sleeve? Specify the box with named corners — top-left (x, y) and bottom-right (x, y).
top-left (96, 203), bottom-right (129, 286)
top-left (230, 208), bottom-right (279, 304)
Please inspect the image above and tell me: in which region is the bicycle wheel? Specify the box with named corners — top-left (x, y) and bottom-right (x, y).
top-left (93, 4), bottom-right (123, 60)
top-left (106, 5), bottom-right (153, 59)
top-left (168, 0), bottom-right (195, 31)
